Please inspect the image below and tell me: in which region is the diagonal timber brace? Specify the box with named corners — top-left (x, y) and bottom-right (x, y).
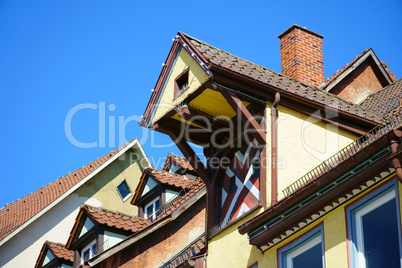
top-left (168, 132), bottom-right (212, 187)
top-left (220, 89), bottom-right (266, 145)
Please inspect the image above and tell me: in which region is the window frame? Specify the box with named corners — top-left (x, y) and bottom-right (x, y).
top-left (144, 196), bottom-right (161, 221)
top-left (278, 225), bottom-right (325, 268)
top-left (346, 179), bottom-right (402, 268)
top-left (116, 179), bottom-right (133, 202)
top-left (81, 239), bottom-right (97, 264)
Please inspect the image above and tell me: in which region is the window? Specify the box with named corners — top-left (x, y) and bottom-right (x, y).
top-left (42, 250), bottom-right (55, 266)
top-left (174, 69), bottom-right (189, 99)
top-left (252, 157), bottom-right (260, 179)
top-left (278, 226), bottom-right (324, 268)
top-left (81, 239), bottom-right (97, 263)
top-left (144, 197), bottom-right (160, 221)
top-left (347, 181), bottom-right (402, 268)
top-left (117, 180), bottom-right (132, 201)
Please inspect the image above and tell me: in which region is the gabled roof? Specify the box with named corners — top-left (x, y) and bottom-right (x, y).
top-left (66, 204), bottom-right (151, 248)
top-left (35, 241), bottom-right (74, 268)
top-left (320, 48), bottom-right (394, 92)
top-left (360, 78), bottom-right (402, 117)
top-left (182, 33), bottom-right (382, 123)
top-left (131, 167), bottom-right (198, 205)
top-left (163, 153), bottom-right (195, 173)
top-left (0, 138), bottom-right (150, 245)
top-left (141, 32), bottom-right (382, 130)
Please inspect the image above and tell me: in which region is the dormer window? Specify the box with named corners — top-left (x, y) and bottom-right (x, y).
top-left (174, 69), bottom-right (189, 99)
top-left (145, 197), bottom-right (160, 221)
top-left (81, 239), bottom-right (97, 264)
top-left (116, 179), bottom-right (132, 201)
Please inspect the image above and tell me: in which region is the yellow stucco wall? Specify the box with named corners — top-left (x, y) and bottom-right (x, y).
top-left (265, 104), bottom-right (358, 205)
top-left (151, 47), bottom-right (209, 125)
top-left (207, 172), bottom-right (398, 268)
top-left (74, 147), bottom-right (145, 215)
top-left (207, 209), bottom-right (263, 268)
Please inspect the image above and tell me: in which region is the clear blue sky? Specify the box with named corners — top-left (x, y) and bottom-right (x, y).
top-left (0, 0), bottom-right (401, 208)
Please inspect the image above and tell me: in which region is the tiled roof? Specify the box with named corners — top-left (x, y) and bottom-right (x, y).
top-left (82, 204), bottom-right (151, 233)
top-left (46, 241), bottom-right (74, 262)
top-left (0, 139), bottom-right (138, 242)
top-left (321, 49), bottom-right (371, 90)
top-left (163, 153), bottom-right (195, 172)
top-left (183, 33), bottom-right (382, 123)
top-left (360, 78), bottom-right (402, 117)
top-left (146, 167), bottom-right (197, 189)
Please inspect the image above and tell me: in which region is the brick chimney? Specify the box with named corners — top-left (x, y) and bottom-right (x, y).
top-left (278, 25), bottom-right (324, 87)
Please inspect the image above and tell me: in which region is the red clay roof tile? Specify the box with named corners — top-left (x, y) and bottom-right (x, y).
top-left (163, 153), bottom-right (195, 172)
top-left (82, 204), bottom-right (151, 233)
top-left (0, 139), bottom-right (138, 241)
top-left (46, 241), bottom-right (74, 262)
top-left (146, 167), bottom-right (197, 189)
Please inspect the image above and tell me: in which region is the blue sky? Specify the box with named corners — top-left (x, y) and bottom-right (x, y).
top-left (0, 0), bottom-right (401, 208)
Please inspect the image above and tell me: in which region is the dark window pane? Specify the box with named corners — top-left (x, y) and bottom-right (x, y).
top-left (83, 248), bottom-right (90, 261)
top-left (117, 181), bottom-right (130, 199)
top-left (230, 176), bottom-right (236, 193)
top-left (155, 199), bottom-right (160, 217)
top-left (91, 243), bottom-right (97, 255)
top-left (252, 159), bottom-right (260, 178)
top-left (362, 199), bottom-right (400, 268)
top-left (146, 205), bottom-right (153, 217)
top-left (292, 243), bottom-right (322, 268)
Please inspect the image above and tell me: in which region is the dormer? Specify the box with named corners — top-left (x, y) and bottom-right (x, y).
top-left (321, 48), bottom-right (395, 104)
top-left (131, 168), bottom-right (197, 221)
top-left (65, 204), bottom-right (149, 267)
top-left (34, 241), bottom-right (73, 268)
top-left (162, 153), bottom-right (198, 178)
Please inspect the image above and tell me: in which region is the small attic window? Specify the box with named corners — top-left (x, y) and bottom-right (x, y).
top-left (117, 180), bottom-right (132, 202)
top-left (144, 197), bottom-right (160, 221)
top-left (174, 69), bottom-right (189, 99)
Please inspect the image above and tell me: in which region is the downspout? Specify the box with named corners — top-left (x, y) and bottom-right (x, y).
top-left (271, 92), bottom-right (280, 205)
top-left (390, 139), bottom-right (402, 182)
